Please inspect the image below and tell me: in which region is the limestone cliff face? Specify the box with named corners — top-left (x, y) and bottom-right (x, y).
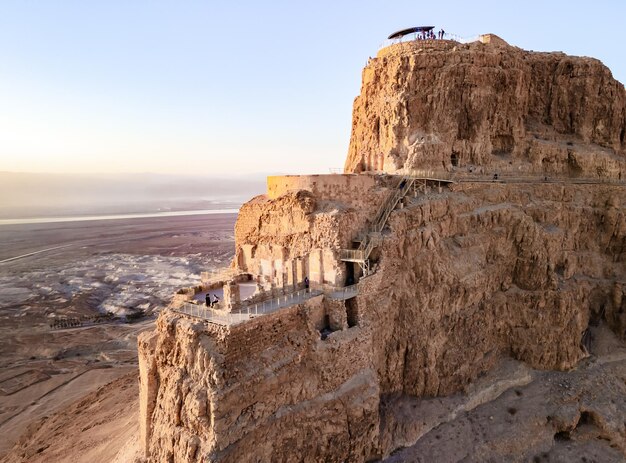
top-left (140, 180), bottom-right (625, 461)
top-left (139, 298), bottom-right (381, 462)
top-left (345, 36), bottom-right (626, 175)
top-left (139, 37), bottom-right (626, 462)
top-left (366, 183), bottom-right (625, 398)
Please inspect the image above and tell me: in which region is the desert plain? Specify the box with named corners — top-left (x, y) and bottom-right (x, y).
top-left (0, 213), bottom-right (236, 462)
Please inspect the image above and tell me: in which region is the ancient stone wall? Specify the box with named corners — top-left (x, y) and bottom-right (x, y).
top-left (234, 176), bottom-right (393, 288)
top-left (139, 295), bottom-right (381, 462)
top-left (267, 173), bottom-right (376, 203)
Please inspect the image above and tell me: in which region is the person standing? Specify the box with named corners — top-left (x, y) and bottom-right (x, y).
top-left (205, 293), bottom-right (211, 307)
top-left (304, 276), bottom-right (310, 293)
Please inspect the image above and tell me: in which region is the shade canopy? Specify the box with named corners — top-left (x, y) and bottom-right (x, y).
top-left (388, 26), bottom-right (435, 40)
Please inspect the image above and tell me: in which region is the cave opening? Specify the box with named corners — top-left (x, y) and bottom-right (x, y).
top-left (450, 151), bottom-right (459, 167)
top-left (346, 299), bottom-right (358, 328)
top-left (320, 315), bottom-right (333, 340)
top-left (346, 262), bottom-right (356, 285)
top-left (554, 430), bottom-right (571, 441)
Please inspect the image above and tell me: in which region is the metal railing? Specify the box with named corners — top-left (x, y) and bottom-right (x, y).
top-left (173, 303), bottom-right (248, 326)
top-left (454, 173), bottom-right (625, 185)
top-left (172, 283), bottom-right (363, 327)
top-left (326, 284), bottom-right (359, 301)
top-left (372, 177), bottom-right (413, 234)
top-left (172, 287), bottom-right (324, 327)
top-left (401, 169), bottom-right (455, 181)
top-left (378, 33), bottom-right (480, 50)
top-left (339, 248), bottom-right (366, 262)
top-left (341, 175), bottom-right (415, 264)
top-left (241, 287), bottom-right (322, 318)
top-left (341, 171), bottom-right (458, 265)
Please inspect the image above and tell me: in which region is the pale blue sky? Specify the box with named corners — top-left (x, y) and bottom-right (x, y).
top-left (1, 1), bottom-right (624, 175)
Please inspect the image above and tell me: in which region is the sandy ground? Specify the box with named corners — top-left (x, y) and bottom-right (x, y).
top-left (0, 213), bottom-right (236, 461)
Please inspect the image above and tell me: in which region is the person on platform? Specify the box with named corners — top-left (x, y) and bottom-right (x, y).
top-left (304, 276), bottom-right (310, 293)
top-left (205, 293), bottom-right (211, 307)
top-left (211, 294), bottom-right (220, 307)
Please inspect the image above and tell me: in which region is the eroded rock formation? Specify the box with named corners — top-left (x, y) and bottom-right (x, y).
top-left (138, 35), bottom-right (626, 462)
top-left (345, 35), bottom-right (626, 175)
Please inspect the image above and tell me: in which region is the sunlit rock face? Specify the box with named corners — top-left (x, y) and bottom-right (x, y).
top-left (140, 37), bottom-right (626, 462)
top-left (345, 35), bottom-right (626, 175)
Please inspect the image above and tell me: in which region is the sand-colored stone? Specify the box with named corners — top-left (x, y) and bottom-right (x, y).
top-left (139, 37), bottom-right (626, 462)
top-left (139, 298), bottom-right (379, 462)
top-left (345, 35), bottom-right (626, 176)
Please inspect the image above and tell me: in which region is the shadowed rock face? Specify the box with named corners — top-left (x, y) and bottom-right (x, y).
top-left (345, 36), bottom-right (626, 175)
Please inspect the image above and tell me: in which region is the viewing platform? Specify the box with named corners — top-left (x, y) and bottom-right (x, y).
top-left (171, 284), bottom-right (359, 327)
top-left (375, 33), bottom-right (506, 60)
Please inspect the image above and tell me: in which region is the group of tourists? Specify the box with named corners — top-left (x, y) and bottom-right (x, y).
top-left (416, 29), bottom-right (446, 40)
top-left (205, 293), bottom-right (220, 308)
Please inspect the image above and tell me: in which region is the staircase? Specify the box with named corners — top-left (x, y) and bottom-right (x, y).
top-left (340, 176), bottom-right (415, 275)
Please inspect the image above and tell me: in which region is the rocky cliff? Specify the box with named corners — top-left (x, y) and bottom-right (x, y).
top-left (345, 35), bottom-right (626, 176)
top-left (139, 36), bottom-right (626, 462)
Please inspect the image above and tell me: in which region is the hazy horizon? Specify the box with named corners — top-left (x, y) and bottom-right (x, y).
top-left (0, 171), bottom-right (267, 220)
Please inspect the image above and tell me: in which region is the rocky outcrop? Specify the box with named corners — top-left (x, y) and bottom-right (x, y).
top-left (139, 179), bottom-right (625, 461)
top-left (366, 182), bottom-right (625, 399)
top-left (139, 37), bottom-right (626, 462)
top-left (345, 36), bottom-right (626, 176)
top-left (139, 298), bottom-right (381, 462)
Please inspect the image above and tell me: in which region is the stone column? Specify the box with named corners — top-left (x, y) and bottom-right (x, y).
top-left (285, 259), bottom-right (295, 291)
top-left (223, 280), bottom-right (240, 312)
top-left (308, 249), bottom-right (323, 285)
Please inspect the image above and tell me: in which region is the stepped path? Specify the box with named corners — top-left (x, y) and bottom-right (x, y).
top-left (340, 172), bottom-right (455, 274)
top-left (172, 172), bottom-right (623, 328)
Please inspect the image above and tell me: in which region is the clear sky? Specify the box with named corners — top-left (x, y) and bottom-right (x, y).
top-left (1, 0), bottom-right (624, 176)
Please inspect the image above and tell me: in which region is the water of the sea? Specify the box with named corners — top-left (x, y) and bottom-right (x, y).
top-left (0, 208), bottom-right (239, 226)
